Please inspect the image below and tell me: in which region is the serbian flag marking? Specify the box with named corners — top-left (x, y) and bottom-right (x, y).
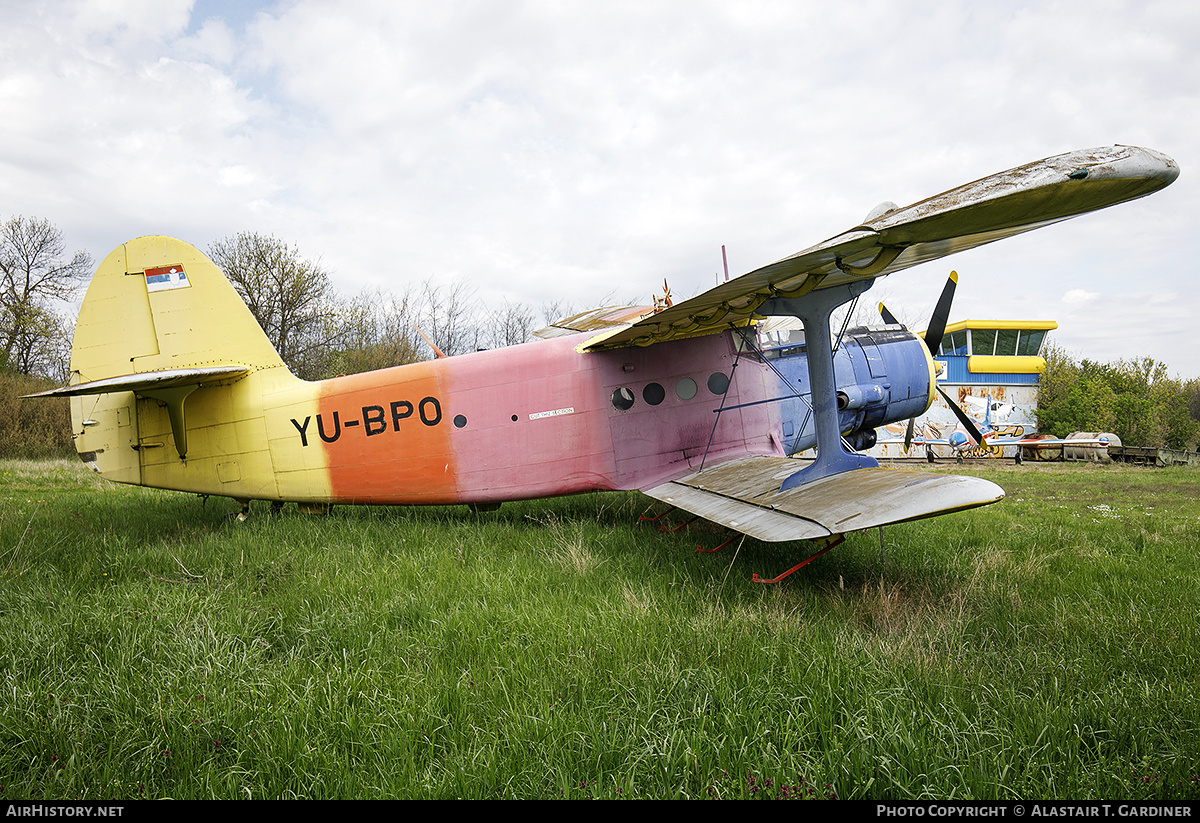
top-left (145, 264), bottom-right (190, 292)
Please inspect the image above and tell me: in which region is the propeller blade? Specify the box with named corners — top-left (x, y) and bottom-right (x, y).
top-left (881, 272), bottom-right (978, 453)
top-left (923, 270), bottom-right (958, 356)
top-left (938, 386), bottom-right (984, 444)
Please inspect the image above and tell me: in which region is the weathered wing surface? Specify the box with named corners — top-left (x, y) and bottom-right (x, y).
top-left (584, 145), bottom-right (1177, 351)
top-left (644, 456), bottom-right (1004, 541)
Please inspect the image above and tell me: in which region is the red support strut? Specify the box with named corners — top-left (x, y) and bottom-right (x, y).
top-left (752, 535), bottom-right (846, 584)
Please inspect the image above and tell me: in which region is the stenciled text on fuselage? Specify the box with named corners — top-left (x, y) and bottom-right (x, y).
top-left (290, 397), bottom-right (443, 446)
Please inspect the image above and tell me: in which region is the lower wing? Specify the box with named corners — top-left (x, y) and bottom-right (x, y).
top-left (643, 455), bottom-right (1003, 542)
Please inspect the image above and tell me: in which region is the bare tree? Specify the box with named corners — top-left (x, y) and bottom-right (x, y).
top-left (481, 299), bottom-right (537, 349)
top-left (539, 298), bottom-right (575, 328)
top-left (208, 232), bottom-right (350, 380)
top-left (0, 216), bottom-right (91, 376)
top-left (328, 287), bottom-right (425, 375)
top-left (416, 278), bottom-right (481, 357)
top-left (207, 231), bottom-right (621, 374)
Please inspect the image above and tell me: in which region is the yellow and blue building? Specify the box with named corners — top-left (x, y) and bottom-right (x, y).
top-left (872, 319), bottom-right (1057, 459)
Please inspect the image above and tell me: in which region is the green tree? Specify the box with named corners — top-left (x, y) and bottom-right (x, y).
top-left (0, 216), bottom-right (91, 377)
top-left (1187, 378), bottom-right (1200, 424)
top-left (1035, 345), bottom-right (1088, 436)
top-left (1038, 347), bottom-right (1198, 449)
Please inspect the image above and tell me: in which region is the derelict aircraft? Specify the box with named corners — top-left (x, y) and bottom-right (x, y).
top-left (33, 146), bottom-right (1178, 570)
top-left (883, 382), bottom-right (1115, 465)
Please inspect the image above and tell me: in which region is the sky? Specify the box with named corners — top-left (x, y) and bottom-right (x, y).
top-left (3, 0), bottom-right (1197, 376)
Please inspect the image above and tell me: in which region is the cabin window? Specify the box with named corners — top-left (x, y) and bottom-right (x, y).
top-left (971, 329), bottom-right (996, 356)
top-left (643, 382), bottom-right (666, 406)
top-left (675, 377), bottom-right (697, 400)
top-left (1016, 330), bottom-right (1046, 356)
top-left (707, 372), bottom-right (730, 395)
top-left (611, 387), bottom-right (635, 410)
top-left (453, 415), bottom-right (467, 428)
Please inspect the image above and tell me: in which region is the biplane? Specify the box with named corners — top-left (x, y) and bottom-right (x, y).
top-left (32, 145), bottom-right (1178, 563)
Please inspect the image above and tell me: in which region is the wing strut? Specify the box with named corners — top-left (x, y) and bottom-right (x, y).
top-left (700, 302), bottom-right (859, 469)
top-left (752, 535), bottom-right (847, 583)
top-left (727, 323), bottom-right (816, 454)
top-left (697, 349), bottom-right (742, 472)
top-left (759, 278), bottom-right (879, 491)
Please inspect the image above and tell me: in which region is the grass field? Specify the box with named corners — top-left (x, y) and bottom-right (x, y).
top-left (1, 457), bottom-right (1198, 799)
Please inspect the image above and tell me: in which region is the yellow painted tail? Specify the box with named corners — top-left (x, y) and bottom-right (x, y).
top-left (31, 237), bottom-right (298, 483)
top-left (71, 236), bottom-right (286, 382)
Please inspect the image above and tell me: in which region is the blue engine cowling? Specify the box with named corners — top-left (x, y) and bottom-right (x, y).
top-left (765, 326), bottom-right (935, 455)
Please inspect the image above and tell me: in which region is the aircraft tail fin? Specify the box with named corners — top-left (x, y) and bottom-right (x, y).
top-left (69, 236), bottom-right (287, 384)
top-left (31, 237), bottom-right (293, 466)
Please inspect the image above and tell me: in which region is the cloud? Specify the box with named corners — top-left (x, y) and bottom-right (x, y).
top-left (2, 0), bottom-right (1198, 374)
top-left (1062, 289), bottom-right (1099, 305)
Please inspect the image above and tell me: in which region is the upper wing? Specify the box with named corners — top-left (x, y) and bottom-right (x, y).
top-left (644, 455), bottom-right (1003, 541)
top-left (583, 145), bottom-right (1178, 352)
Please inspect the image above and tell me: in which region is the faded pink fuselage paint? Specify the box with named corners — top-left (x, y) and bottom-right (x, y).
top-left (310, 329), bottom-right (781, 505)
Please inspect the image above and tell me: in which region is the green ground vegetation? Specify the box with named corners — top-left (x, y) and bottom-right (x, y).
top-left (1037, 347), bottom-right (1200, 449)
top-left (0, 373), bottom-right (72, 459)
top-left (0, 458), bottom-right (1198, 799)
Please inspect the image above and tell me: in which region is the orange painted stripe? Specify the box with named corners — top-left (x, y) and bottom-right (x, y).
top-left (319, 362), bottom-right (458, 504)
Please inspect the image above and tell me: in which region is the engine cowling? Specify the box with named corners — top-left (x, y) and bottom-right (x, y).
top-left (767, 326), bottom-right (936, 455)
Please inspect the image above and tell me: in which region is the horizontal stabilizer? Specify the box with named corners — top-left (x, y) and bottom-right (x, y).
top-left (24, 366), bottom-right (250, 398)
top-left (644, 456), bottom-right (1004, 542)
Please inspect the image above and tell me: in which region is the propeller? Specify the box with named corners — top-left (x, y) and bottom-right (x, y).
top-left (879, 270), bottom-right (984, 451)
top-left (936, 386), bottom-right (985, 446)
top-left (923, 269), bottom-right (957, 356)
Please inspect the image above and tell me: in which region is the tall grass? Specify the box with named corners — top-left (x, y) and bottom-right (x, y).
top-left (0, 375), bottom-right (73, 458)
top-left (1, 458), bottom-right (1198, 799)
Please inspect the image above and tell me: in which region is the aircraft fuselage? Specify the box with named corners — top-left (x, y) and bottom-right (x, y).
top-left (108, 324), bottom-right (934, 507)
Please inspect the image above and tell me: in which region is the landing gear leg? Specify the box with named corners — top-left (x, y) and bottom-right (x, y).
top-left (227, 499), bottom-right (251, 522)
top-left (752, 535), bottom-right (846, 583)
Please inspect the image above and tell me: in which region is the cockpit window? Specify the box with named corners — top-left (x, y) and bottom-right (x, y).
top-left (756, 318), bottom-right (806, 359)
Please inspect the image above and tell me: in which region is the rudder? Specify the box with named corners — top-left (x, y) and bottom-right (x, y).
top-left (30, 237), bottom-right (296, 479)
top-left (71, 236), bottom-right (286, 382)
